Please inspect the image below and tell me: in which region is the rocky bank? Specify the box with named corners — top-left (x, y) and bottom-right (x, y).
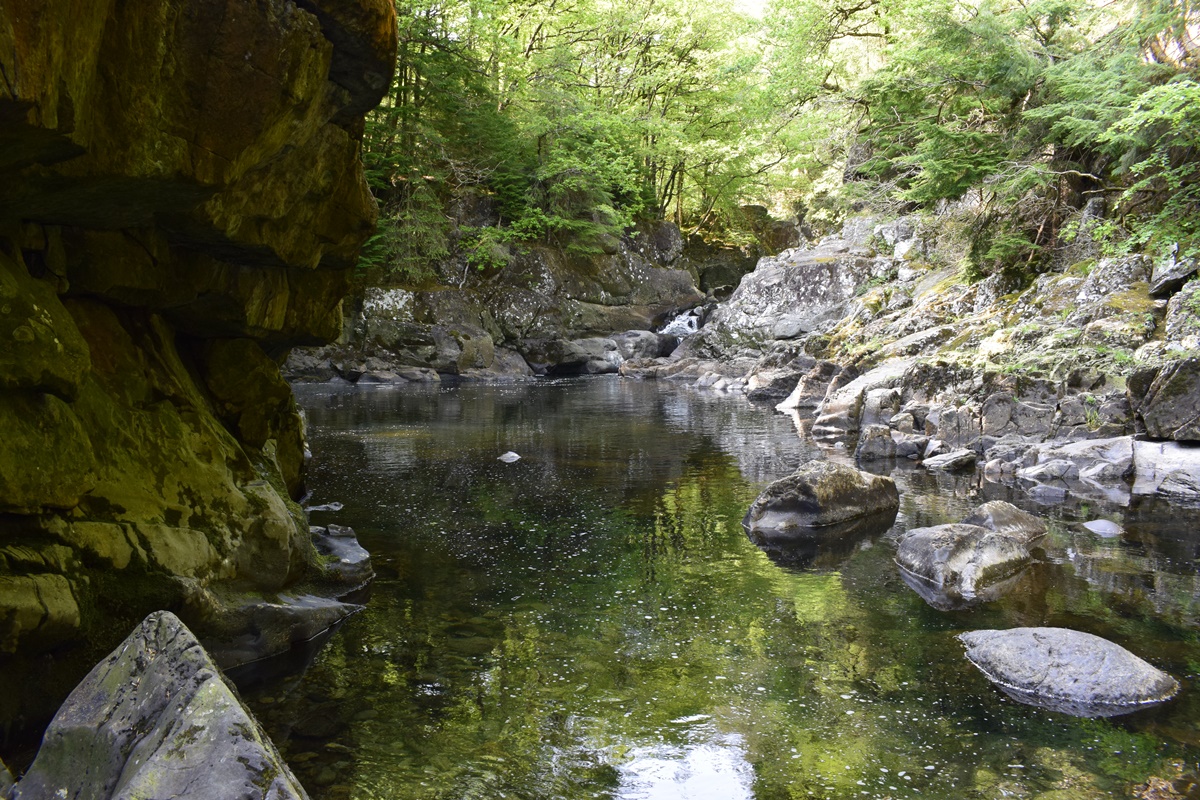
top-left (623, 213), bottom-right (1200, 506)
top-left (1, 0), bottom-right (395, 746)
top-left (283, 219), bottom-right (753, 382)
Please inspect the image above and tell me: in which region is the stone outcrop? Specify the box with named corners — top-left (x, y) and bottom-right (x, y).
top-left (959, 627), bottom-right (1179, 717)
top-left (743, 461), bottom-right (899, 533)
top-left (1, 0), bottom-right (395, 743)
top-left (1137, 358), bottom-right (1200, 441)
top-left (13, 611), bottom-right (308, 798)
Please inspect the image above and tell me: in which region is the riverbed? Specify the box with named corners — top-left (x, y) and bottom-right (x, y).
top-left (245, 378), bottom-right (1200, 799)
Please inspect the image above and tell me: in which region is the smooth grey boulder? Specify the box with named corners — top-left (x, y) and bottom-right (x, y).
top-left (895, 524), bottom-right (1031, 609)
top-left (14, 611), bottom-right (308, 799)
top-left (855, 424), bottom-right (898, 460)
top-left (1132, 440), bottom-right (1200, 501)
top-left (923, 449), bottom-right (977, 471)
top-left (959, 627), bottom-right (1179, 717)
top-left (611, 330), bottom-right (669, 361)
top-left (743, 460), bottom-right (899, 533)
top-left (960, 500), bottom-right (1047, 543)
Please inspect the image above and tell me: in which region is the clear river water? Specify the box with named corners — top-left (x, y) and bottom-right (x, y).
top-left (244, 378), bottom-right (1200, 800)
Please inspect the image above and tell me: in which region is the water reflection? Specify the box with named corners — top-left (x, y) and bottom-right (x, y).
top-left (242, 379), bottom-right (1200, 799)
top-left (617, 724), bottom-right (753, 800)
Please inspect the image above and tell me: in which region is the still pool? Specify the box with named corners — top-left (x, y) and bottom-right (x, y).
top-left (243, 378), bottom-right (1200, 799)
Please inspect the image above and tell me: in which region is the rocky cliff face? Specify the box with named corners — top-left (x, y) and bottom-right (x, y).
top-left (0, 0), bottom-right (395, 744)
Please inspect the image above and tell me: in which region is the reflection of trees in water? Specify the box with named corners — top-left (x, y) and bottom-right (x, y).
top-left (262, 381), bottom-right (1200, 799)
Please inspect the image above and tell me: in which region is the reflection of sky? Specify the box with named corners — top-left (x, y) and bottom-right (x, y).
top-left (616, 724), bottom-right (753, 800)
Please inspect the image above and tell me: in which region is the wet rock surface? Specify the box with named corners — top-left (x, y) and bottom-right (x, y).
top-left (895, 523), bottom-right (1033, 610)
top-left (959, 627), bottom-right (1179, 717)
top-left (13, 611), bottom-right (309, 799)
top-left (743, 460), bottom-right (899, 532)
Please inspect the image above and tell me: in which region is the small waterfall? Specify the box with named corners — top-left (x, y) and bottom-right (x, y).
top-left (658, 308), bottom-right (703, 337)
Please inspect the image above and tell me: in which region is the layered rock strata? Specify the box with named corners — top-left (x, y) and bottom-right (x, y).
top-left (0, 0), bottom-right (395, 743)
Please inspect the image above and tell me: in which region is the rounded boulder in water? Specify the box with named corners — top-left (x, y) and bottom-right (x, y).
top-left (743, 460), bottom-right (899, 532)
top-left (959, 627), bottom-right (1179, 717)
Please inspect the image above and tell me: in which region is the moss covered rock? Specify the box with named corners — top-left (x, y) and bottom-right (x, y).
top-left (743, 460), bottom-right (899, 532)
top-left (13, 611), bottom-right (309, 799)
top-left (0, 0), bottom-right (395, 742)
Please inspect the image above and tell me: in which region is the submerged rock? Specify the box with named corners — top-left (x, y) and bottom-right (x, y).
top-left (959, 627), bottom-right (1179, 717)
top-left (14, 611), bottom-right (308, 798)
top-left (743, 460), bottom-right (899, 533)
top-left (200, 593), bottom-right (363, 670)
top-left (895, 524), bottom-right (1032, 610)
top-left (1081, 519), bottom-right (1124, 538)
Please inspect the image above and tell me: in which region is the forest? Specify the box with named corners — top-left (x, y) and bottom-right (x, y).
top-left (360, 0), bottom-right (1199, 284)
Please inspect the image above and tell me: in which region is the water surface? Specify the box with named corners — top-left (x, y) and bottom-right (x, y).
top-left (245, 378), bottom-right (1200, 799)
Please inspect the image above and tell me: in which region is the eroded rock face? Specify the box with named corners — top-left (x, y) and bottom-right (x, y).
top-left (1139, 358), bottom-right (1200, 442)
top-left (13, 611), bottom-right (309, 799)
top-left (0, 0), bottom-right (395, 740)
top-left (959, 627), bottom-right (1179, 717)
top-left (743, 460), bottom-right (899, 532)
top-left (290, 231), bottom-right (704, 380)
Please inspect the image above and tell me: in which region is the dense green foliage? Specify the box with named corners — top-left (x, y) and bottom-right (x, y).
top-left (849, 0), bottom-right (1200, 274)
top-left (360, 0), bottom-right (1200, 283)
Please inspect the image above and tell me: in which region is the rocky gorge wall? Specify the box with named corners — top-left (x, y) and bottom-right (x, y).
top-left (0, 0), bottom-right (396, 746)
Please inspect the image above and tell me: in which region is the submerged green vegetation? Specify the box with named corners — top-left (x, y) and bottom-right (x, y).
top-left (361, 0), bottom-right (1199, 283)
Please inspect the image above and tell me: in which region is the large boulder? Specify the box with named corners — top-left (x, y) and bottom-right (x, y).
top-left (13, 611), bottom-right (308, 798)
top-left (743, 460), bottom-right (899, 533)
top-left (1133, 440), bottom-right (1200, 501)
top-left (1139, 359), bottom-right (1200, 442)
top-left (959, 627), bottom-right (1179, 717)
top-left (895, 524), bottom-right (1032, 610)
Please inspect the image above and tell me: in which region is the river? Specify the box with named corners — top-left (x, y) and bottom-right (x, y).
top-left (243, 377), bottom-right (1200, 799)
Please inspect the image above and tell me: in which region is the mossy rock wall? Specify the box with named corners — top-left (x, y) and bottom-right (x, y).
top-left (0, 0), bottom-right (396, 745)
